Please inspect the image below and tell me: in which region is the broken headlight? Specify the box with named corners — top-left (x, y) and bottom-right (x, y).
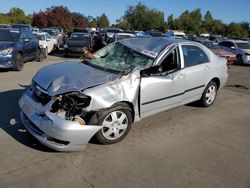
top-left (51, 92), bottom-right (91, 121)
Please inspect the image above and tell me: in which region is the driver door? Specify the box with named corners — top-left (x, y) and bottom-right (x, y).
top-left (140, 47), bottom-right (185, 118)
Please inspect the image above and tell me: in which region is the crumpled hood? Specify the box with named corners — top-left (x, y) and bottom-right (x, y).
top-left (33, 61), bottom-right (120, 96)
top-left (0, 42), bottom-right (14, 50)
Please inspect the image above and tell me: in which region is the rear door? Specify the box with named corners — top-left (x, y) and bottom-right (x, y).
top-left (140, 46), bottom-right (185, 118)
top-left (180, 44), bottom-right (211, 103)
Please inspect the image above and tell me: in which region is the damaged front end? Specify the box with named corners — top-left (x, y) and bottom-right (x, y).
top-left (19, 81), bottom-right (103, 151)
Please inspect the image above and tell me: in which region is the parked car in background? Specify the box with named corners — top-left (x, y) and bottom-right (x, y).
top-left (73, 28), bottom-right (89, 33)
top-left (209, 35), bottom-right (227, 43)
top-left (33, 32), bottom-right (55, 57)
top-left (219, 40), bottom-right (250, 65)
top-left (64, 32), bottom-right (93, 57)
top-left (0, 24), bottom-right (10, 28)
top-left (41, 28), bottom-right (63, 49)
top-left (197, 40), bottom-right (236, 66)
top-left (32, 27), bottom-right (40, 32)
top-left (99, 28), bottom-right (123, 44)
top-left (145, 30), bottom-right (163, 37)
top-left (113, 32), bottom-right (136, 42)
top-left (19, 37), bottom-right (228, 151)
top-left (0, 28), bottom-right (41, 71)
top-left (11, 24), bottom-right (32, 31)
top-left (166, 30), bottom-right (187, 39)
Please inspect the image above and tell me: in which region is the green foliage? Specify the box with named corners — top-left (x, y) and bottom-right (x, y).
top-left (96, 13), bottom-right (110, 28)
top-left (8, 7), bottom-right (31, 24)
top-left (1, 5), bottom-right (249, 38)
top-left (226, 23), bottom-right (248, 38)
top-left (117, 2), bottom-right (165, 31)
top-left (0, 13), bottom-right (10, 24)
top-left (72, 12), bottom-right (88, 28)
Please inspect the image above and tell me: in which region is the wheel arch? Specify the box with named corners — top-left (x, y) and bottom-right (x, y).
top-left (111, 101), bottom-right (135, 123)
top-left (210, 77), bottom-right (220, 89)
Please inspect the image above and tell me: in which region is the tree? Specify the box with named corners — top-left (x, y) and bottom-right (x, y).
top-left (189, 9), bottom-right (202, 34)
top-left (46, 6), bottom-right (73, 31)
top-left (117, 2), bottom-right (165, 31)
top-left (0, 13), bottom-right (10, 24)
top-left (202, 11), bottom-right (213, 33)
top-left (96, 13), bottom-right (110, 28)
top-left (72, 12), bottom-right (88, 28)
top-left (176, 10), bottom-right (190, 32)
top-left (167, 14), bottom-right (177, 30)
top-left (226, 22), bottom-right (248, 38)
top-left (7, 7), bottom-right (31, 24)
top-left (87, 16), bottom-right (97, 27)
top-left (32, 11), bottom-right (48, 28)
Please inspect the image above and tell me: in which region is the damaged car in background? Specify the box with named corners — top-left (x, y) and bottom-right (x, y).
top-left (19, 38), bottom-right (228, 151)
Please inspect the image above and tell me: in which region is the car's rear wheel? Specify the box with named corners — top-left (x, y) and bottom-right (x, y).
top-left (90, 105), bottom-right (133, 144)
top-left (199, 81), bottom-right (218, 107)
top-left (13, 53), bottom-right (23, 71)
top-left (236, 55), bottom-right (243, 65)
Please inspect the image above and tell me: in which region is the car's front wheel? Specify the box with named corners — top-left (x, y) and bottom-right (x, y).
top-left (12, 53), bottom-right (23, 71)
top-left (91, 105), bottom-right (133, 144)
top-left (199, 81), bottom-right (218, 107)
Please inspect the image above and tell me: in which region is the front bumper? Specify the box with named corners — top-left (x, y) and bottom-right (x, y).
top-left (19, 91), bottom-right (102, 151)
top-left (0, 55), bottom-right (13, 68)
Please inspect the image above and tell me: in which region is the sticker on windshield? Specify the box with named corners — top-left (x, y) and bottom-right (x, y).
top-left (141, 50), bottom-right (158, 58)
top-left (10, 30), bottom-right (19, 33)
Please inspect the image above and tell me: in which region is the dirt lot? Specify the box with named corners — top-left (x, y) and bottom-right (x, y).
top-left (0, 52), bottom-right (250, 188)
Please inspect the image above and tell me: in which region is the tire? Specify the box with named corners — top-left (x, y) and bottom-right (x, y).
top-left (236, 55), bottom-right (243, 65)
top-left (35, 48), bottom-right (43, 62)
top-left (12, 53), bottom-right (23, 71)
top-left (198, 81), bottom-right (218, 107)
top-left (45, 48), bottom-right (48, 58)
top-left (90, 105), bottom-right (133, 144)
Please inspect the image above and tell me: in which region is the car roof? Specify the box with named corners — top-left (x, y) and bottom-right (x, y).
top-left (222, 39), bottom-right (248, 43)
top-left (119, 37), bottom-right (185, 58)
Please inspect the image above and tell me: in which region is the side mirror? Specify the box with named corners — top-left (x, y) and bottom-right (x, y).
top-left (141, 65), bottom-right (162, 77)
top-left (23, 38), bottom-right (29, 43)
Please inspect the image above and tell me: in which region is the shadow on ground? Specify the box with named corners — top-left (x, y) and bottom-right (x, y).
top-left (0, 88), bottom-right (55, 152)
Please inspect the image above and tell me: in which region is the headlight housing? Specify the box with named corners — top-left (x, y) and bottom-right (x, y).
top-left (0, 47), bottom-right (13, 56)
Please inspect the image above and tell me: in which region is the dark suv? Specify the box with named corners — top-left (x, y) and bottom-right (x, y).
top-left (0, 28), bottom-right (40, 71)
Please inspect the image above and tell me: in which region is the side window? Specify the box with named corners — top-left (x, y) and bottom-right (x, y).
top-left (160, 48), bottom-right (179, 72)
top-left (182, 45), bottom-right (209, 67)
top-left (19, 32), bottom-right (28, 42)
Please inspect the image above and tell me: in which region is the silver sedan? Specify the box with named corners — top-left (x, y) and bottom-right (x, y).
top-left (19, 38), bottom-right (228, 151)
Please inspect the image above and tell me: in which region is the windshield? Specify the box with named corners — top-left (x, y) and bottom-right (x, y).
top-left (34, 34), bottom-right (45, 40)
top-left (42, 29), bottom-right (57, 36)
top-left (85, 42), bottom-right (154, 73)
top-left (70, 33), bottom-right (90, 41)
top-left (236, 42), bottom-right (250, 49)
top-left (0, 30), bottom-right (19, 42)
top-left (202, 42), bottom-right (221, 49)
